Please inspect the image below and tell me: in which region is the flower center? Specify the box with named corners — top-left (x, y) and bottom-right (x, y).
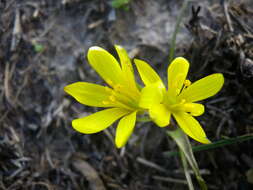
top-left (102, 79), bottom-right (140, 110)
top-left (164, 79), bottom-right (203, 116)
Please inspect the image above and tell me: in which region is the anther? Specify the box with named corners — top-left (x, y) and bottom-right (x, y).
top-left (114, 84), bottom-right (122, 92)
top-left (102, 101), bottom-right (110, 105)
top-left (176, 89), bottom-right (181, 94)
top-left (106, 79), bottom-right (114, 86)
top-left (109, 95), bottom-right (116, 102)
top-left (180, 99), bottom-right (186, 104)
top-left (184, 80), bottom-right (191, 87)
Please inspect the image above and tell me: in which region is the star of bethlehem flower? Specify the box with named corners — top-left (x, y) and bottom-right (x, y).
top-left (64, 45), bottom-right (143, 148)
top-left (134, 57), bottom-right (224, 144)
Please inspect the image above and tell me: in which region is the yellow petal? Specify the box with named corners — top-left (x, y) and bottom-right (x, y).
top-left (168, 57), bottom-right (189, 95)
top-left (64, 82), bottom-right (111, 107)
top-left (173, 112), bottom-right (211, 144)
top-left (87, 46), bottom-right (124, 86)
top-left (115, 111), bottom-right (137, 148)
top-left (139, 82), bottom-right (164, 109)
top-left (115, 45), bottom-right (134, 76)
top-left (72, 108), bottom-right (129, 134)
top-left (182, 103), bottom-right (205, 116)
top-left (149, 104), bottom-right (171, 127)
top-left (115, 45), bottom-right (139, 93)
top-left (178, 73), bottom-right (224, 103)
top-left (134, 59), bottom-right (165, 88)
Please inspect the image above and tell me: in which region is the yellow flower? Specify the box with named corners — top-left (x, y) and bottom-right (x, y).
top-left (135, 57), bottom-right (224, 144)
top-left (64, 45), bottom-right (142, 148)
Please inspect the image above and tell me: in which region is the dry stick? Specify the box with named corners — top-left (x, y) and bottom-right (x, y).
top-left (152, 175), bottom-right (188, 185)
top-left (3, 61), bottom-right (16, 107)
top-left (229, 10), bottom-right (253, 34)
top-left (223, 0), bottom-right (234, 32)
top-left (137, 157), bottom-right (167, 173)
top-left (11, 9), bottom-right (22, 51)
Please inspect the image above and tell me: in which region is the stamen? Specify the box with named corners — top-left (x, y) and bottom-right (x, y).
top-left (176, 89), bottom-right (181, 94)
top-left (102, 101), bottom-right (110, 105)
top-left (172, 74), bottom-right (184, 95)
top-left (183, 103), bottom-right (205, 116)
top-left (105, 86), bottom-right (112, 92)
top-left (106, 79), bottom-right (114, 86)
top-left (181, 79), bottom-right (192, 93)
top-left (126, 61), bottom-right (131, 68)
top-left (109, 95), bottom-right (116, 102)
top-left (103, 80), bottom-right (140, 109)
top-left (180, 99), bottom-right (186, 104)
top-left (114, 84), bottom-right (122, 92)
top-left (184, 80), bottom-right (191, 87)
top-left (170, 99), bottom-right (186, 109)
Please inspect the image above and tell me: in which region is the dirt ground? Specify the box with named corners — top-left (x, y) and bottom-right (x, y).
top-left (1, 0), bottom-right (253, 189)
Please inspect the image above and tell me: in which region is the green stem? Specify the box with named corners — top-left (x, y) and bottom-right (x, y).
top-left (169, 0), bottom-right (189, 63)
top-left (164, 133), bottom-right (253, 157)
top-left (167, 128), bottom-right (208, 190)
top-left (180, 150), bottom-right (194, 190)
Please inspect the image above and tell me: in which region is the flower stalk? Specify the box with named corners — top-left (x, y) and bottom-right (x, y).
top-left (180, 149), bottom-right (194, 190)
top-left (167, 127), bottom-right (208, 190)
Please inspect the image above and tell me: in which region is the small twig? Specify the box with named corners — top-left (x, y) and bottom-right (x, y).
top-left (153, 175), bottom-right (188, 185)
top-left (229, 10), bottom-right (253, 34)
top-left (216, 117), bottom-right (227, 139)
top-left (88, 19), bottom-right (104, 29)
top-left (4, 62), bottom-right (16, 106)
top-left (11, 9), bottom-right (22, 51)
top-left (137, 157), bottom-right (167, 173)
top-left (45, 148), bottom-right (55, 169)
top-left (223, 0), bottom-right (234, 32)
top-left (103, 129), bottom-right (115, 145)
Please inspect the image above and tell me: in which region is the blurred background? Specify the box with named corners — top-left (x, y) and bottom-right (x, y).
top-left (0, 0), bottom-right (253, 189)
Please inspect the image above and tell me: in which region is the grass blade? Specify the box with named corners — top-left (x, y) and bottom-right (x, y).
top-left (164, 133), bottom-right (253, 157)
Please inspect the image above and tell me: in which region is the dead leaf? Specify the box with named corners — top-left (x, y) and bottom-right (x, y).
top-left (72, 158), bottom-right (106, 190)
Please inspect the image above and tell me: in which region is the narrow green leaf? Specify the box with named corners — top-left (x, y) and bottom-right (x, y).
top-left (168, 0), bottom-right (189, 63)
top-left (136, 116), bottom-right (151, 123)
top-left (34, 44), bottom-right (44, 53)
top-left (111, 0), bottom-right (130, 9)
top-left (180, 150), bottom-right (194, 190)
top-left (167, 128), bottom-right (208, 190)
top-left (164, 133), bottom-right (253, 157)
top-left (167, 128), bottom-right (199, 175)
